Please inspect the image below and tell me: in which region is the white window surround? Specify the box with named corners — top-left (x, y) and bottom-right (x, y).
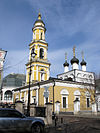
top-left (60, 89), bottom-right (69, 95)
top-left (85, 91), bottom-right (91, 108)
top-left (62, 95), bottom-right (68, 108)
top-left (74, 90), bottom-right (81, 96)
top-left (60, 89), bottom-right (69, 108)
top-left (74, 90), bottom-right (81, 100)
top-left (39, 47), bottom-right (44, 59)
top-left (32, 96), bottom-right (36, 104)
top-left (43, 89), bottom-right (49, 104)
top-left (86, 97), bottom-right (90, 108)
top-left (44, 97), bottom-right (49, 104)
top-left (40, 69), bottom-right (45, 81)
top-left (85, 91), bottom-right (91, 97)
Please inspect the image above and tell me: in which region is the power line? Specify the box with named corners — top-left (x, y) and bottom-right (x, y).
top-left (4, 55), bottom-right (28, 70)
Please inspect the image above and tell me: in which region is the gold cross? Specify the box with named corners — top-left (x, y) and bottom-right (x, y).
top-left (73, 46), bottom-right (76, 57)
top-left (65, 52), bottom-right (67, 61)
top-left (81, 51), bottom-right (84, 60)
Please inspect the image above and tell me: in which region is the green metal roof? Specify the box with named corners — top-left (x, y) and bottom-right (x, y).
top-left (3, 73), bottom-right (26, 87)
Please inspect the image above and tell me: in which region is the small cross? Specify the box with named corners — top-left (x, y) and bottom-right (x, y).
top-left (81, 51), bottom-right (84, 60)
top-left (65, 52), bottom-right (67, 61)
top-left (73, 46), bottom-right (76, 57)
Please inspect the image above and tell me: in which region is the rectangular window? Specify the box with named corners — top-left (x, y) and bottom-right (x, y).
top-left (46, 97), bottom-right (48, 103)
top-left (87, 98), bottom-right (90, 107)
top-left (33, 96), bottom-right (36, 104)
top-left (63, 97), bottom-right (66, 108)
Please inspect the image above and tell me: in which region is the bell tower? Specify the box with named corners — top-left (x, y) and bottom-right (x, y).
top-left (26, 13), bottom-right (51, 84)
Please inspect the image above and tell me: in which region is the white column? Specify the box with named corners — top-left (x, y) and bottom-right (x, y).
top-left (2, 89), bottom-right (5, 103)
top-left (43, 31), bottom-right (44, 40)
top-left (35, 30), bottom-right (36, 40)
top-left (47, 69), bottom-right (50, 80)
top-left (36, 65), bottom-right (38, 81)
top-left (44, 31), bottom-right (45, 40)
top-left (37, 45), bottom-right (39, 58)
top-left (92, 102), bottom-right (97, 115)
top-left (39, 30), bottom-right (40, 40)
top-left (32, 66), bottom-right (34, 81)
top-left (33, 32), bottom-right (34, 40)
top-left (36, 89), bottom-right (39, 106)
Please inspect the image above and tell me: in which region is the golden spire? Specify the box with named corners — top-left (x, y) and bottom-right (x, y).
top-left (73, 46), bottom-right (76, 57)
top-left (81, 51), bottom-right (84, 60)
top-left (38, 11), bottom-right (41, 20)
top-left (65, 52), bottom-right (67, 61)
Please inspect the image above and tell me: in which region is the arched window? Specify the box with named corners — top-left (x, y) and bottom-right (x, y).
top-left (74, 90), bottom-right (81, 101)
top-left (4, 90), bottom-right (12, 100)
top-left (40, 48), bottom-right (44, 59)
top-left (40, 69), bottom-right (45, 81)
top-left (40, 32), bottom-right (42, 40)
top-left (31, 48), bottom-right (35, 55)
top-left (85, 91), bottom-right (91, 108)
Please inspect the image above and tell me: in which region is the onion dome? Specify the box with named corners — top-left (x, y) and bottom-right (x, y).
top-left (32, 12), bottom-right (46, 32)
top-left (63, 60), bottom-right (69, 67)
top-left (70, 46), bottom-right (79, 65)
top-left (80, 51), bottom-right (87, 66)
top-left (70, 56), bottom-right (79, 64)
top-left (34, 12), bottom-right (45, 26)
top-left (80, 59), bottom-right (87, 66)
top-left (63, 52), bottom-right (69, 67)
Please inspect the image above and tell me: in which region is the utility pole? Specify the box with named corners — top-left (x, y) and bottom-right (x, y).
top-left (27, 48), bottom-right (37, 116)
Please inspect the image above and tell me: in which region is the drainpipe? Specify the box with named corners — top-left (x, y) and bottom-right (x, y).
top-left (52, 79), bottom-right (55, 116)
top-left (37, 82), bottom-right (40, 106)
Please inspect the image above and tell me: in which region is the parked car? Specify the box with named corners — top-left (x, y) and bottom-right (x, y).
top-left (0, 108), bottom-right (45, 133)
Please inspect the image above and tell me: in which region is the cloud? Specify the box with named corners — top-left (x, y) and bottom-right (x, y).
top-left (4, 50), bottom-right (28, 76)
top-left (1, 0), bottom-right (100, 77)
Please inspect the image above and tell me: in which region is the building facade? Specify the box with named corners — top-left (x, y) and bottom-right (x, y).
top-left (13, 13), bottom-right (95, 114)
top-left (0, 49), bottom-right (7, 102)
top-left (2, 73), bottom-right (26, 104)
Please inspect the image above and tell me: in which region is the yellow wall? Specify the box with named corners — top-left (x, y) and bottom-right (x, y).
top-left (38, 85), bottom-right (95, 112)
top-left (13, 83), bottom-right (95, 113)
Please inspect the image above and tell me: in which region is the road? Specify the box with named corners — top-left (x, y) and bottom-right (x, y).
top-left (45, 115), bottom-right (100, 133)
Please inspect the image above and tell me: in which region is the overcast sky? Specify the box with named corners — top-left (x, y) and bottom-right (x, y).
top-left (0, 0), bottom-right (100, 77)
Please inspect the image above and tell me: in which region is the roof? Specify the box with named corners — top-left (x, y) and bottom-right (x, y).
top-left (13, 77), bottom-right (95, 92)
top-left (3, 73), bottom-right (26, 87)
top-left (63, 61), bottom-right (69, 67)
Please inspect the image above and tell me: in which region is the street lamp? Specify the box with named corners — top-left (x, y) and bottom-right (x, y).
top-left (27, 48), bottom-right (37, 116)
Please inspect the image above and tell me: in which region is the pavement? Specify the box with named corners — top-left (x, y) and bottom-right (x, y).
top-left (45, 115), bottom-right (100, 133)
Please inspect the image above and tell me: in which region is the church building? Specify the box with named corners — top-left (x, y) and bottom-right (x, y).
top-left (13, 13), bottom-right (95, 114)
